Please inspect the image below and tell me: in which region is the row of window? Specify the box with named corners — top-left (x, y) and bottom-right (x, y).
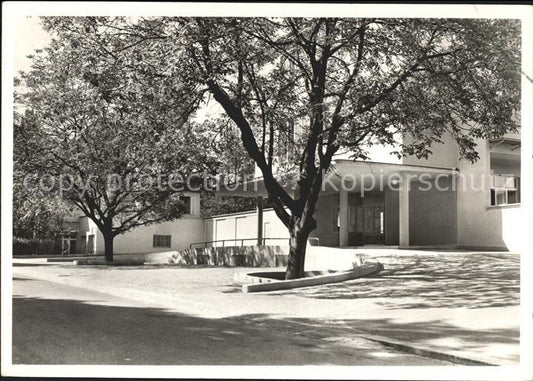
top-left (490, 175), bottom-right (520, 206)
top-left (334, 206), bottom-right (384, 235)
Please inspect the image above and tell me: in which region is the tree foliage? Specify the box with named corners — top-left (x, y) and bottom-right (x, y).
top-left (15, 17), bottom-right (218, 260)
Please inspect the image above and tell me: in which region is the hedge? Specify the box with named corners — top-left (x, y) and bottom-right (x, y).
top-left (13, 237), bottom-right (62, 256)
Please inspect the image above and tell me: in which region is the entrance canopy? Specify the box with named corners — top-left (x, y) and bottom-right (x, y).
top-left (214, 160), bottom-right (459, 249)
top-left (215, 160), bottom-right (459, 197)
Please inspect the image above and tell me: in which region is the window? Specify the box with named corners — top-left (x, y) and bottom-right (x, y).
top-left (181, 196), bottom-right (191, 214)
top-left (348, 206), bottom-right (357, 233)
top-left (153, 234), bottom-right (171, 248)
top-left (336, 207), bottom-right (360, 233)
top-left (490, 175), bottom-right (520, 206)
top-left (334, 207), bottom-right (340, 232)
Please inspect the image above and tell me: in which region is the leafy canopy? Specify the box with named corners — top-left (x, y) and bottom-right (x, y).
top-left (15, 17), bottom-right (219, 237)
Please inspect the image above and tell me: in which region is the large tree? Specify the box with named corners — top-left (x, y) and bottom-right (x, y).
top-left (43, 17), bottom-right (520, 277)
top-left (15, 18), bottom-right (216, 261)
top-left (178, 18), bottom-right (520, 278)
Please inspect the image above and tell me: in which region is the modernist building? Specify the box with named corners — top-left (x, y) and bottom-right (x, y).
top-left (65, 129), bottom-right (521, 255)
top-left (213, 130), bottom-right (522, 252)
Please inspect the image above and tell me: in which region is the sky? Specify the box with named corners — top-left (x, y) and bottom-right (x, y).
top-left (14, 16), bottom-right (51, 74)
top-left (11, 16), bottom-right (226, 119)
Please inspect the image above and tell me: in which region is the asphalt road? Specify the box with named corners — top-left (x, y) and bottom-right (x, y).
top-left (12, 276), bottom-right (450, 365)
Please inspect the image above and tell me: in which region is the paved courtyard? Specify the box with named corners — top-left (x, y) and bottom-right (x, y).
top-left (265, 252), bottom-right (520, 309)
top-left (12, 251), bottom-right (520, 366)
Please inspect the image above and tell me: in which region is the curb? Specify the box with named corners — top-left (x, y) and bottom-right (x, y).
top-left (357, 334), bottom-right (496, 366)
top-left (279, 318), bottom-right (500, 366)
top-left (73, 259), bottom-right (145, 266)
top-left (242, 263), bottom-right (383, 293)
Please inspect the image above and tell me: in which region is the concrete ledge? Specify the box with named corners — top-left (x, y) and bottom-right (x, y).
top-left (47, 257), bottom-right (86, 263)
top-left (242, 263), bottom-right (383, 293)
top-left (46, 251), bottom-right (176, 264)
top-left (73, 259), bottom-right (145, 266)
top-left (235, 269), bottom-right (339, 284)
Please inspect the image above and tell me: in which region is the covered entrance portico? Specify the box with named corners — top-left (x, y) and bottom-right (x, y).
top-left (215, 160), bottom-right (458, 248)
top-left (330, 160), bottom-right (458, 248)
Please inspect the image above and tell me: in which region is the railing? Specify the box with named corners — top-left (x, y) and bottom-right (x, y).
top-left (189, 237), bottom-right (319, 249)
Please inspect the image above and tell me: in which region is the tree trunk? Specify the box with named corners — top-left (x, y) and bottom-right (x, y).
top-left (285, 222), bottom-right (310, 279)
top-left (285, 209), bottom-right (317, 280)
top-left (103, 225), bottom-right (114, 262)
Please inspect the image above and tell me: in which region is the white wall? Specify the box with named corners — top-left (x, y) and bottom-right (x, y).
top-left (75, 137), bottom-right (522, 254)
top-left (334, 131), bottom-right (460, 168)
top-left (85, 192), bottom-right (205, 255)
top-left (456, 139), bottom-right (522, 251)
top-left (77, 217), bottom-right (100, 254)
top-left (401, 130), bottom-right (521, 251)
top-left (111, 216), bottom-right (205, 254)
top-left (206, 209), bottom-right (290, 247)
top-left (403, 131), bottom-right (459, 168)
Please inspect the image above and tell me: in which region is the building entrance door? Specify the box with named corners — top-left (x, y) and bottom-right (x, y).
top-left (87, 234), bottom-right (95, 255)
top-left (361, 205), bottom-right (384, 244)
top-left (348, 193), bottom-right (385, 246)
top-left (80, 235), bottom-right (86, 254)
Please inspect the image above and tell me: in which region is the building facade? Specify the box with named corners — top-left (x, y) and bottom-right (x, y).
top-left (64, 131), bottom-right (522, 255)
top-left (212, 130), bottom-right (522, 252)
top-left (68, 192), bottom-right (204, 255)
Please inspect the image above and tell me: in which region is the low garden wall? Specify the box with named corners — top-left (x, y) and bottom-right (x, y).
top-left (169, 245), bottom-right (289, 267)
top-left (169, 245), bottom-right (368, 270)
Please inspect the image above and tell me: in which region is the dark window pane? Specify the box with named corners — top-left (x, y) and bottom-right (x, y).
top-left (495, 190), bottom-right (506, 205)
top-left (153, 234), bottom-right (171, 248)
top-left (182, 196), bottom-right (191, 214)
top-left (516, 177), bottom-right (521, 203)
top-left (508, 190), bottom-right (518, 204)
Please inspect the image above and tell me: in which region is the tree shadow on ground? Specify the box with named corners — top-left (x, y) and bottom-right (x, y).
top-left (11, 295), bottom-right (391, 366)
top-left (264, 254), bottom-right (520, 309)
top-left (12, 295), bottom-right (518, 366)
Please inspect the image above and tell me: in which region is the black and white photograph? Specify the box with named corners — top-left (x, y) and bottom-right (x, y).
top-left (1, 2), bottom-right (532, 380)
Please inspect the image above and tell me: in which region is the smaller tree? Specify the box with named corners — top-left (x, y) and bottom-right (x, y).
top-left (12, 173), bottom-right (70, 240)
top-left (13, 122), bottom-right (76, 255)
top-left (15, 18), bottom-right (215, 261)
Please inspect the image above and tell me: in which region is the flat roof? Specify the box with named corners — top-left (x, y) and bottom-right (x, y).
top-left (334, 159), bottom-right (459, 172)
top-left (215, 160), bottom-right (460, 197)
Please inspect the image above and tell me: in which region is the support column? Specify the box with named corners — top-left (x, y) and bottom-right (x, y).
top-left (256, 196), bottom-right (264, 246)
top-left (339, 188), bottom-right (349, 247)
top-left (399, 173), bottom-right (410, 248)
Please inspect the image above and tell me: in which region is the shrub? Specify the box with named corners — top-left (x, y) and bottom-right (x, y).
top-left (12, 237), bottom-right (62, 256)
